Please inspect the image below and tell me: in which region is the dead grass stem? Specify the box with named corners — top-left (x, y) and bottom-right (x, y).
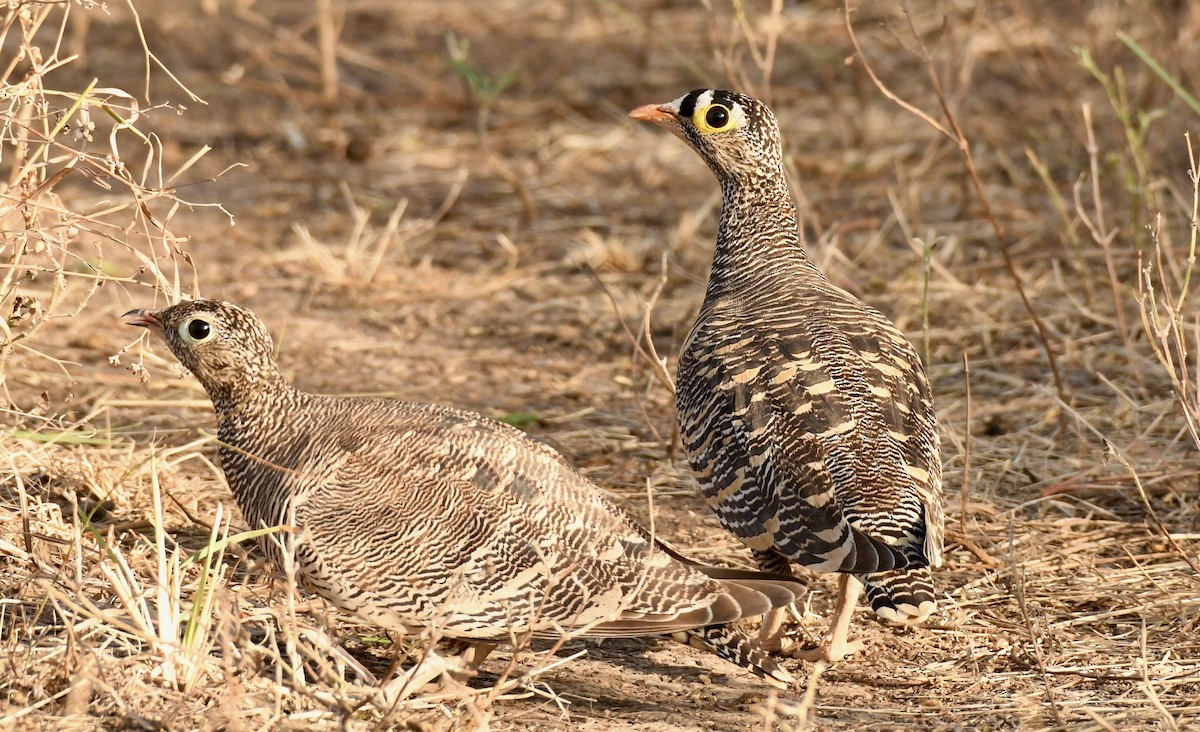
top-left (6, 0), bottom-right (1200, 729)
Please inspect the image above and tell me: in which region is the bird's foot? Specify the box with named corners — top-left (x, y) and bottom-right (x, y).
top-left (757, 626), bottom-right (787, 655)
top-left (756, 606), bottom-right (793, 653)
top-left (376, 649), bottom-right (463, 705)
top-left (787, 638), bottom-right (863, 663)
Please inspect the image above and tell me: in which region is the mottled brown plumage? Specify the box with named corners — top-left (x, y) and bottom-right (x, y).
top-left (631, 89), bottom-right (943, 662)
top-left (124, 299), bottom-right (805, 686)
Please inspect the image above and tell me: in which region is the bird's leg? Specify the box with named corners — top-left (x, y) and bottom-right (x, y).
top-left (790, 573), bottom-right (865, 662)
top-left (377, 647), bottom-right (459, 705)
top-left (757, 608), bottom-right (789, 653)
top-left (376, 637), bottom-right (500, 706)
top-left (752, 549), bottom-right (795, 653)
top-left (454, 641), bottom-right (496, 680)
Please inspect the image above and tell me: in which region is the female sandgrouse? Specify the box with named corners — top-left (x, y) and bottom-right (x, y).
top-left (630, 89), bottom-right (943, 662)
top-left (124, 299), bottom-right (807, 687)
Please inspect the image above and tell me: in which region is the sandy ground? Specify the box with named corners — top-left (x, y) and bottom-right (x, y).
top-left (4, 1), bottom-right (1200, 729)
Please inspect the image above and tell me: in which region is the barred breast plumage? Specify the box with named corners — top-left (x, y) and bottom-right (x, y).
top-left (123, 299), bottom-right (806, 687)
top-left (631, 89), bottom-right (943, 662)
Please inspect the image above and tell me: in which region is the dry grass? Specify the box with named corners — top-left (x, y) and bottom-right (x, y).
top-left (3, 0), bottom-right (1200, 729)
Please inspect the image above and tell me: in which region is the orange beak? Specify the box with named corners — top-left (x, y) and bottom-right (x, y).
top-left (628, 103), bottom-right (677, 125)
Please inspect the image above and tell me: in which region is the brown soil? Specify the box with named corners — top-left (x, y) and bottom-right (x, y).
top-left (4, 1), bottom-right (1200, 730)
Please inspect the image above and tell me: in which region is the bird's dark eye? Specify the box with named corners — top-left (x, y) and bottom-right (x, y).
top-left (705, 106), bottom-right (729, 128)
top-left (188, 319), bottom-right (210, 340)
top-left (695, 103), bottom-right (735, 134)
top-left (179, 317), bottom-right (216, 344)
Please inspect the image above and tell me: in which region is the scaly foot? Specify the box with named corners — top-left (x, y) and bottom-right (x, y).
top-left (757, 607), bottom-right (789, 653)
top-left (787, 637), bottom-right (864, 663)
top-left (376, 649), bottom-right (462, 705)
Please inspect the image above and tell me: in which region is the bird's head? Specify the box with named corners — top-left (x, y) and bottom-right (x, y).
top-left (629, 88), bottom-right (783, 185)
top-left (123, 299), bottom-right (280, 410)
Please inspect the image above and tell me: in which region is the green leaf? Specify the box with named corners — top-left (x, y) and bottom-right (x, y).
top-left (182, 525), bottom-right (289, 568)
top-left (496, 411), bottom-right (540, 427)
top-left (10, 429), bottom-right (119, 446)
top-left (1119, 32), bottom-right (1200, 119)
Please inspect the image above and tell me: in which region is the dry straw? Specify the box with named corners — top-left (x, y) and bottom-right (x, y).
top-left (4, 0), bottom-right (1200, 730)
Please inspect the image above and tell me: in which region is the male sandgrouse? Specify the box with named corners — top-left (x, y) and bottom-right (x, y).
top-left (124, 299), bottom-right (807, 687)
top-left (630, 89), bottom-right (943, 662)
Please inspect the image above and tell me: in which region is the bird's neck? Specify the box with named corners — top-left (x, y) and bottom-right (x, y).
top-left (209, 368), bottom-right (298, 427)
top-left (212, 372), bottom-right (305, 529)
top-left (709, 176), bottom-right (822, 287)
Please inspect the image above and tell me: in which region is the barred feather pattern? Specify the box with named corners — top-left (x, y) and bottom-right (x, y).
top-left (674, 624), bottom-right (793, 686)
top-left (652, 89), bottom-right (943, 624)
top-left (126, 299), bottom-right (805, 683)
top-left (218, 392), bottom-right (799, 640)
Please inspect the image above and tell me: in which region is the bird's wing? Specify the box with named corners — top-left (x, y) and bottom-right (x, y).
top-left (678, 302), bottom-right (938, 574)
top-left (293, 402), bottom-right (741, 638)
top-left (854, 300), bottom-right (943, 566)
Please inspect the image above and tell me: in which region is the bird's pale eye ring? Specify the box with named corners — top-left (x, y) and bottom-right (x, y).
top-left (695, 103), bottom-right (734, 134)
top-left (179, 316), bottom-right (216, 345)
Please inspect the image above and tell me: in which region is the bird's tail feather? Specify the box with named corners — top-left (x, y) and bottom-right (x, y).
top-left (862, 565), bottom-right (937, 624)
top-left (577, 564), bottom-right (806, 637)
top-left (675, 625), bottom-right (794, 688)
top-left (696, 565), bottom-right (807, 621)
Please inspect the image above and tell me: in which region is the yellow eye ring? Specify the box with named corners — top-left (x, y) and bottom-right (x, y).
top-left (694, 103), bottom-right (735, 134)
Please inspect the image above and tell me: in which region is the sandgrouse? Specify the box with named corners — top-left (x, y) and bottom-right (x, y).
top-left (630, 89), bottom-right (943, 662)
top-left (124, 299), bottom-right (807, 688)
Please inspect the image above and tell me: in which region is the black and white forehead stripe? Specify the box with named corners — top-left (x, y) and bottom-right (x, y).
top-left (666, 89), bottom-right (760, 128)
